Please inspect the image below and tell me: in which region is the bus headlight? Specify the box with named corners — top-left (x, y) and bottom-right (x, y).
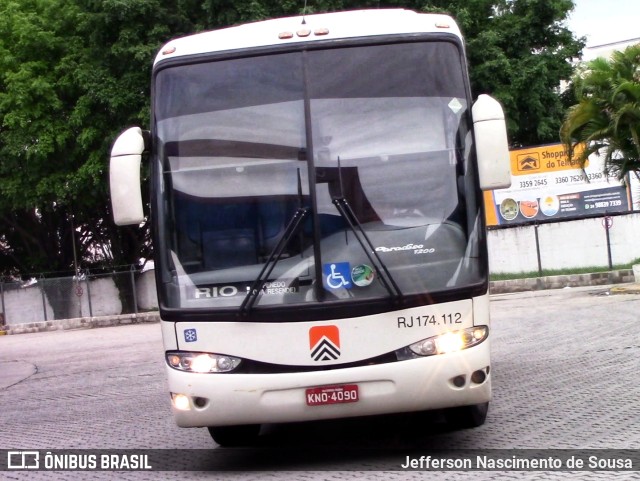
top-left (166, 351), bottom-right (242, 373)
top-left (396, 326), bottom-right (488, 360)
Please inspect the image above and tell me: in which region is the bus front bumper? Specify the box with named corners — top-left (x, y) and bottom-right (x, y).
top-left (167, 341), bottom-right (491, 428)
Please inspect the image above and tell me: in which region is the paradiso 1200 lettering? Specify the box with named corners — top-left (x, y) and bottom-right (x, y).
top-left (375, 243), bottom-right (435, 254)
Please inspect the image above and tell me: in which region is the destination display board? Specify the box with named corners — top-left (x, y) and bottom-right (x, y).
top-left (483, 143), bottom-right (632, 227)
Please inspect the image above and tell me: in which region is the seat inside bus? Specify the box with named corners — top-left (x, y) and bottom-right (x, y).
top-left (174, 195), bottom-right (303, 271)
top-left (170, 149), bottom-right (461, 273)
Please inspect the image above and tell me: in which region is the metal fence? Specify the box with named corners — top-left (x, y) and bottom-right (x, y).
top-left (0, 269), bottom-right (157, 327)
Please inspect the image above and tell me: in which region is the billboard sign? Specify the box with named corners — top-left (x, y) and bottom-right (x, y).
top-left (484, 143), bottom-right (631, 226)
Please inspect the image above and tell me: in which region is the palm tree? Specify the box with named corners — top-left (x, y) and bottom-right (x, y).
top-left (560, 43), bottom-right (640, 180)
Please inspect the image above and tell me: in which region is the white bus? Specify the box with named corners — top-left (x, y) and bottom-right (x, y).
top-left (109, 9), bottom-right (510, 446)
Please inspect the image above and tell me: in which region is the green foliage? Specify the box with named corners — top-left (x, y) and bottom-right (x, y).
top-left (0, 0), bottom-right (584, 278)
top-left (0, 0), bottom-right (204, 275)
top-left (440, 0), bottom-right (583, 146)
top-left (561, 43), bottom-right (640, 180)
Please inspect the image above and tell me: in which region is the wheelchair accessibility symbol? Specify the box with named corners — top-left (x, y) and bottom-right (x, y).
top-left (323, 262), bottom-right (352, 290)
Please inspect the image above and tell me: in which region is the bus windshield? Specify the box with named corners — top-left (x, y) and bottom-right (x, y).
top-left (153, 41), bottom-right (484, 313)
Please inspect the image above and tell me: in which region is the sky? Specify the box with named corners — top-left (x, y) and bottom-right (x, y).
top-left (567, 0), bottom-right (640, 48)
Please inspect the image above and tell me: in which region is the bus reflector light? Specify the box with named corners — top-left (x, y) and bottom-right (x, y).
top-left (167, 354), bottom-right (181, 367)
top-left (297, 29), bottom-right (311, 37)
top-left (471, 369), bottom-right (487, 384)
top-left (314, 28), bottom-right (330, 36)
top-left (278, 31), bottom-right (294, 39)
top-left (193, 397), bottom-right (208, 408)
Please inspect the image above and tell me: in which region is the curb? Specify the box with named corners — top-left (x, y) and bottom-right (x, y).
top-left (1, 312), bottom-right (160, 336)
top-left (489, 269), bottom-right (635, 294)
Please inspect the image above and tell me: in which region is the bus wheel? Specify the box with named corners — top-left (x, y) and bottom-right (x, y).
top-left (444, 402), bottom-right (489, 429)
top-left (207, 424), bottom-right (261, 447)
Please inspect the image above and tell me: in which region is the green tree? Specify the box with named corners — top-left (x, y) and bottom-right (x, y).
top-left (418, 0), bottom-right (583, 147)
top-left (561, 43), bottom-right (640, 180)
top-left (0, 0), bottom-right (584, 285)
top-left (0, 0), bottom-right (205, 280)
top-left (0, 0), bottom-right (206, 314)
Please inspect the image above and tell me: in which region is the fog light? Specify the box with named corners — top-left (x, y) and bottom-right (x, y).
top-left (172, 393), bottom-right (191, 411)
top-left (452, 375), bottom-right (466, 388)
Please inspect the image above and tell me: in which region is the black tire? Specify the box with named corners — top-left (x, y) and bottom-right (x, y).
top-left (444, 402), bottom-right (489, 429)
top-left (207, 424), bottom-right (261, 447)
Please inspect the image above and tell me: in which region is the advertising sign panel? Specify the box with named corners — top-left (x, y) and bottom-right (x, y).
top-left (484, 143), bottom-right (631, 226)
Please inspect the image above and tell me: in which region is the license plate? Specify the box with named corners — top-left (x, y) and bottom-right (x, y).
top-left (305, 384), bottom-right (359, 406)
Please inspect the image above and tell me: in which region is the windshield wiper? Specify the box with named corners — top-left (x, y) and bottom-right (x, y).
top-left (330, 156), bottom-right (402, 301)
top-left (239, 207), bottom-right (310, 315)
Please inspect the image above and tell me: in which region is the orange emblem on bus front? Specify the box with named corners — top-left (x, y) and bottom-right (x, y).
top-left (309, 325), bottom-right (341, 361)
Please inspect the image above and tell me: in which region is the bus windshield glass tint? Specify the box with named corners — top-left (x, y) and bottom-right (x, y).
top-left (153, 41), bottom-right (484, 311)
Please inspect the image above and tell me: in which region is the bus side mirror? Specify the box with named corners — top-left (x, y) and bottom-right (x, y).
top-left (109, 127), bottom-right (148, 225)
top-left (472, 95), bottom-right (511, 190)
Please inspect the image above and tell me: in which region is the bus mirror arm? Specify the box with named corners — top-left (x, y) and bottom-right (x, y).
top-left (109, 127), bottom-right (149, 226)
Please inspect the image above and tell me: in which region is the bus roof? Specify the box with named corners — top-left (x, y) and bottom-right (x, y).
top-left (154, 9), bottom-right (462, 65)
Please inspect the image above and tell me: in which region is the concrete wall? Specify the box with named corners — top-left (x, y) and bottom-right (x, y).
top-left (1, 284), bottom-right (54, 325)
top-left (1, 271), bottom-right (158, 326)
top-left (137, 271), bottom-right (158, 311)
top-left (488, 212), bottom-right (640, 274)
top-left (80, 277), bottom-right (122, 317)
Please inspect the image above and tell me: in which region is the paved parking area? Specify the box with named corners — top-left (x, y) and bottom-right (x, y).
top-left (1, 285), bottom-right (639, 479)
